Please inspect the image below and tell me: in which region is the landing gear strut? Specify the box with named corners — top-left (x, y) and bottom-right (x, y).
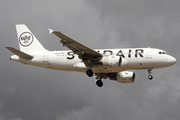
top-left (96, 80), bottom-right (103, 87)
top-left (86, 69), bottom-right (93, 77)
top-left (148, 68), bottom-right (153, 80)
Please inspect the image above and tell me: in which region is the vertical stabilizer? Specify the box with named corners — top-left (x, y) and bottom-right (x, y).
top-left (16, 24), bottom-right (47, 53)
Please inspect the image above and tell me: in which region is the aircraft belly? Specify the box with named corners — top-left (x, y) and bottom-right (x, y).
top-left (92, 66), bottom-right (124, 73)
top-left (73, 62), bottom-right (125, 73)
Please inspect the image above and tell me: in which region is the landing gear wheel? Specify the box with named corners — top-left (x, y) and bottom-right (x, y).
top-left (96, 80), bottom-right (103, 87)
top-left (148, 75), bottom-right (153, 80)
top-left (86, 69), bottom-right (93, 77)
top-left (147, 68), bottom-right (153, 80)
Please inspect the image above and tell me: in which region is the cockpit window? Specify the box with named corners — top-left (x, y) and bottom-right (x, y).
top-left (159, 51), bottom-right (167, 54)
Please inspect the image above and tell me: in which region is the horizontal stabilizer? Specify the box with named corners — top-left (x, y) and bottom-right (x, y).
top-left (6, 47), bottom-right (33, 59)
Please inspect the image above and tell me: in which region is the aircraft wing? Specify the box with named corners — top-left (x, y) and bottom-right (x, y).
top-left (49, 29), bottom-right (102, 64)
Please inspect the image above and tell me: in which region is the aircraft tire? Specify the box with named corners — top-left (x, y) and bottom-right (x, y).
top-left (96, 80), bottom-right (103, 87)
top-left (86, 69), bottom-right (93, 77)
top-left (148, 75), bottom-right (153, 80)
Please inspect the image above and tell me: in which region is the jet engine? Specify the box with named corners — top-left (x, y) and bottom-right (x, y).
top-left (99, 56), bottom-right (128, 68)
top-left (110, 71), bottom-right (135, 83)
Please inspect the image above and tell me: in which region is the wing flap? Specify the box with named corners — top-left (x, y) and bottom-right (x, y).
top-left (6, 47), bottom-right (33, 59)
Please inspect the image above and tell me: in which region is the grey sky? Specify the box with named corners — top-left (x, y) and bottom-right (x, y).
top-left (0, 0), bottom-right (180, 120)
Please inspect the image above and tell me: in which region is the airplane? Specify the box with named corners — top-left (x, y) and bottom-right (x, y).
top-left (6, 24), bottom-right (176, 87)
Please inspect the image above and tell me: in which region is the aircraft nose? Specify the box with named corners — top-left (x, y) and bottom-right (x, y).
top-left (168, 56), bottom-right (176, 65)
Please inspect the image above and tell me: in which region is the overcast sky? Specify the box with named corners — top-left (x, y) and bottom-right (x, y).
top-left (0, 0), bottom-right (180, 120)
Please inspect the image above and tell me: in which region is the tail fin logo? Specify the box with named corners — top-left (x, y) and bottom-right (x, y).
top-left (19, 32), bottom-right (33, 47)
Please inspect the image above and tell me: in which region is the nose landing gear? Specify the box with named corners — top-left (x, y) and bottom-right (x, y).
top-left (148, 75), bottom-right (153, 80)
top-left (148, 68), bottom-right (153, 80)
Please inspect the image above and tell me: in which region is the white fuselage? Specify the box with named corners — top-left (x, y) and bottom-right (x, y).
top-left (10, 48), bottom-right (176, 73)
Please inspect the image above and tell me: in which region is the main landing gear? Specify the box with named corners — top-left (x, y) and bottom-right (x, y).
top-left (94, 73), bottom-right (105, 87)
top-left (96, 80), bottom-right (103, 87)
top-left (86, 69), bottom-right (103, 87)
top-left (86, 69), bottom-right (93, 77)
top-left (148, 68), bottom-right (153, 80)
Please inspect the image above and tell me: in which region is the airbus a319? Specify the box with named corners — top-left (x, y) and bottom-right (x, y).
top-left (6, 25), bottom-right (176, 87)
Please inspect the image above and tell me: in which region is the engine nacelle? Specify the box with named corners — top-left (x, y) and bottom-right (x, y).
top-left (110, 71), bottom-right (135, 83)
top-left (99, 56), bottom-right (128, 68)
top-left (119, 57), bottom-right (128, 68)
top-left (101, 56), bottom-right (120, 67)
